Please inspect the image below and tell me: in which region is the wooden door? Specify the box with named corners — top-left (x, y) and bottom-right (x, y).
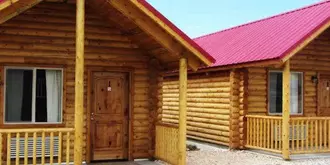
top-left (91, 72), bottom-right (129, 160)
top-left (318, 74), bottom-right (330, 116)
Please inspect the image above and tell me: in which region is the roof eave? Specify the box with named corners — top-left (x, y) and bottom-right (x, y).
top-left (132, 0), bottom-right (215, 67)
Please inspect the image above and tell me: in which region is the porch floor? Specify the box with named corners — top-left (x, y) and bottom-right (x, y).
top-left (88, 160), bottom-right (160, 165)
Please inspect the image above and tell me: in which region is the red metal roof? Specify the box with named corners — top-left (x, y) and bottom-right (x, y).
top-left (194, 0), bottom-right (330, 68)
top-left (136, 0), bottom-right (216, 63)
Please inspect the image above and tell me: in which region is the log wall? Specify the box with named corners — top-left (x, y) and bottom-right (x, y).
top-left (0, 2), bottom-right (158, 160)
top-left (229, 70), bottom-right (240, 149)
top-left (162, 71), bottom-right (232, 146)
top-left (246, 28), bottom-right (330, 117)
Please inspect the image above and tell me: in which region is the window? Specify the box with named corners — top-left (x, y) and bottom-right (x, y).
top-left (5, 67), bottom-right (63, 123)
top-left (268, 71), bottom-right (303, 115)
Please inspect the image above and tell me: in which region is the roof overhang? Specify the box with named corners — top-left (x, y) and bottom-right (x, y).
top-left (0, 0), bottom-right (215, 71)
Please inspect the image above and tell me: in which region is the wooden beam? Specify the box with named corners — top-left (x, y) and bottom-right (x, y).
top-left (162, 58), bottom-right (283, 76)
top-left (0, 0), bottom-right (42, 24)
top-left (281, 20), bottom-right (330, 63)
top-left (0, 0), bottom-right (19, 11)
top-left (282, 60), bottom-right (290, 160)
top-left (178, 58), bottom-right (187, 165)
top-left (130, 0), bottom-right (213, 66)
top-left (107, 0), bottom-right (203, 70)
top-left (74, 0), bottom-right (85, 164)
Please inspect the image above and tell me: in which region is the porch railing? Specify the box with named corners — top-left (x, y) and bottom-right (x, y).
top-left (246, 115), bottom-right (330, 155)
top-left (0, 128), bottom-right (74, 165)
top-left (246, 115), bottom-right (282, 153)
top-left (155, 123), bottom-right (179, 165)
top-left (290, 117), bottom-right (330, 154)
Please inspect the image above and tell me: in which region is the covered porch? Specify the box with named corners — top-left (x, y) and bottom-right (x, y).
top-left (246, 61), bottom-right (330, 156)
top-left (0, 0), bottom-right (214, 165)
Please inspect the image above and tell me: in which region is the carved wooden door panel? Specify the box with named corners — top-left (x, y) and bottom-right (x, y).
top-left (318, 74), bottom-right (330, 116)
top-left (91, 72), bottom-right (128, 160)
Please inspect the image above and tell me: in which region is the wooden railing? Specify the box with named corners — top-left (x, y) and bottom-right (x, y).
top-left (246, 115), bottom-right (283, 153)
top-left (0, 128), bottom-right (74, 165)
top-left (155, 123), bottom-right (179, 165)
top-left (290, 117), bottom-right (330, 154)
top-left (246, 115), bottom-right (330, 155)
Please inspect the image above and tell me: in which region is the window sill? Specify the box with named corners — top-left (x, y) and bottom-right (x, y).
top-left (0, 123), bottom-right (65, 129)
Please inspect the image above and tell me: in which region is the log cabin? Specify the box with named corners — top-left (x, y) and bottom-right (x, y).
top-left (161, 0), bottom-right (330, 160)
top-left (0, 0), bottom-right (215, 165)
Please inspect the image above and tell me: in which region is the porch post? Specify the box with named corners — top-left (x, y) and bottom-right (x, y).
top-left (74, 0), bottom-right (85, 164)
top-left (178, 58), bottom-right (187, 165)
top-left (282, 60), bottom-right (290, 160)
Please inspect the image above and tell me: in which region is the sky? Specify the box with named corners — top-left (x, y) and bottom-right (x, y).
top-left (147, 0), bottom-right (320, 38)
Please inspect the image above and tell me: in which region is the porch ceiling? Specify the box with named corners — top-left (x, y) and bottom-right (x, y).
top-left (0, 0), bottom-right (215, 71)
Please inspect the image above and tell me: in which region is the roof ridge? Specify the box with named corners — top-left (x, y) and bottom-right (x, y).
top-left (194, 0), bottom-right (330, 40)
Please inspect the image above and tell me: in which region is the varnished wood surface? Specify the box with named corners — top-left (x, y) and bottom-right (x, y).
top-left (91, 72), bottom-right (128, 161)
top-left (162, 71), bottom-right (231, 146)
top-left (0, 2), bottom-right (160, 161)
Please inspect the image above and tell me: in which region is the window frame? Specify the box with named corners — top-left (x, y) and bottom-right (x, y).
top-left (268, 70), bottom-right (304, 116)
top-left (4, 66), bottom-right (64, 124)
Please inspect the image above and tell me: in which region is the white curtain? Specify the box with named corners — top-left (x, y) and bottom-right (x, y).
top-left (6, 70), bottom-right (24, 122)
top-left (46, 70), bottom-right (62, 122)
top-left (290, 73), bottom-right (299, 114)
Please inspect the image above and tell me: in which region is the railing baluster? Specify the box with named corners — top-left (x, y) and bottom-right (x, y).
top-left (6, 133), bottom-right (10, 165)
top-left (275, 120), bottom-right (278, 150)
top-left (15, 133), bottom-right (19, 165)
top-left (260, 119), bottom-right (263, 148)
top-left (58, 132), bottom-right (62, 164)
top-left (50, 132), bottom-right (54, 165)
top-left (0, 133), bottom-right (2, 165)
top-left (263, 118), bottom-right (266, 148)
top-left (271, 119), bottom-right (274, 149)
top-left (33, 132), bottom-right (37, 165)
top-left (311, 120), bottom-right (314, 151)
top-left (257, 118), bottom-right (260, 147)
top-left (320, 120), bottom-right (323, 151)
top-left (41, 131), bottom-right (45, 165)
top-left (296, 120), bottom-right (300, 151)
top-left (278, 120), bottom-right (283, 150)
top-left (292, 120), bottom-right (295, 152)
top-left (267, 119), bottom-right (270, 149)
top-left (253, 118), bottom-right (256, 146)
top-left (316, 120), bottom-right (319, 151)
top-left (306, 120), bottom-right (309, 151)
top-left (247, 118), bottom-right (250, 145)
top-left (24, 133), bottom-right (28, 165)
top-left (66, 132), bottom-right (70, 165)
top-left (324, 120), bottom-right (327, 151)
top-left (328, 120), bottom-right (330, 150)
top-left (300, 120), bottom-right (304, 152)
top-left (250, 117), bottom-right (253, 146)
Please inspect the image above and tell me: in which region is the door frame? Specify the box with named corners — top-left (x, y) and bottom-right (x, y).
top-left (86, 67), bottom-right (134, 163)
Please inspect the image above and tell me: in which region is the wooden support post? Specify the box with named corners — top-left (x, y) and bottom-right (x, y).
top-left (282, 60), bottom-right (290, 160)
top-left (74, 0), bottom-right (85, 164)
top-left (178, 58), bottom-right (187, 165)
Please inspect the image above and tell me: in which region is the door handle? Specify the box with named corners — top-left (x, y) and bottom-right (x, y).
top-left (91, 112), bottom-right (95, 121)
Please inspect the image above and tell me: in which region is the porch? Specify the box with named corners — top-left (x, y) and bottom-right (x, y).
top-left (245, 50), bottom-right (330, 159)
